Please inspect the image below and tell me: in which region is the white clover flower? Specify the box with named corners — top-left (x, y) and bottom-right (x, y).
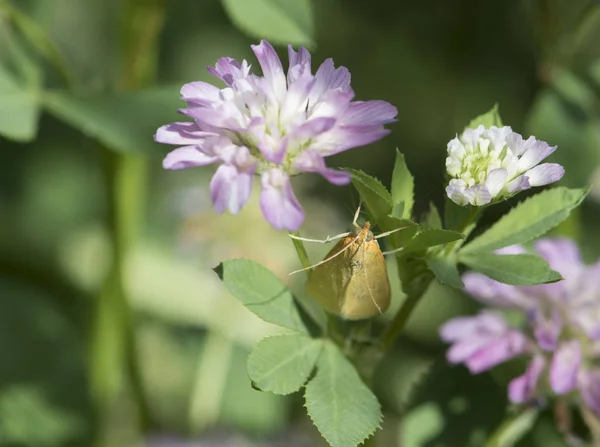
top-left (445, 125), bottom-right (565, 206)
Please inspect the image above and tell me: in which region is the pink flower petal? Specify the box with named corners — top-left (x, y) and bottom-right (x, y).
top-left (340, 100), bottom-right (398, 126)
top-left (550, 340), bottom-right (582, 394)
top-left (292, 150), bottom-right (350, 185)
top-left (287, 45), bottom-right (312, 84)
top-left (207, 57), bottom-right (250, 87)
top-left (465, 330), bottom-right (528, 373)
top-left (508, 355), bottom-right (546, 403)
top-left (210, 164), bottom-right (254, 214)
top-left (163, 146), bottom-right (218, 170)
top-left (463, 272), bottom-right (533, 308)
top-left (578, 369), bottom-right (600, 417)
top-left (259, 169), bottom-right (304, 231)
top-left (154, 122), bottom-right (215, 145)
top-left (180, 81), bottom-right (221, 103)
top-left (251, 40), bottom-right (286, 102)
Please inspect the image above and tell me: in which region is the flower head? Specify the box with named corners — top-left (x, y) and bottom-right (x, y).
top-left (155, 40), bottom-right (397, 231)
top-left (440, 238), bottom-right (600, 416)
top-left (445, 126), bottom-right (564, 206)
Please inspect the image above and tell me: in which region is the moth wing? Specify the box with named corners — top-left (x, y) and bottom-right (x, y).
top-left (306, 237), bottom-right (359, 315)
top-left (341, 240), bottom-right (391, 320)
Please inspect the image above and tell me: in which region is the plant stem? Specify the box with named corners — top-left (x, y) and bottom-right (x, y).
top-left (378, 275), bottom-right (432, 353)
top-left (91, 151), bottom-right (152, 438)
top-left (90, 0), bottom-right (166, 440)
top-left (580, 404), bottom-right (600, 445)
top-left (289, 231), bottom-right (312, 271)
top-left (379, 203), bottom-right (482, 353)
top-left (483, 407), bottom-right (538, 447)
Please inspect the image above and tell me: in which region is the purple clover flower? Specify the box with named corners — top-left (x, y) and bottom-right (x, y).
top-left (440, 238), bottom-right (600, 415)
top-left (155, 40), bottom-right (397, 231)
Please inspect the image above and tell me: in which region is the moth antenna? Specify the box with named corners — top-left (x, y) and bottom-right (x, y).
top-left (289, 232), bottom-right (363, 276)
top-left (288, 232), bottom-right (351, 244)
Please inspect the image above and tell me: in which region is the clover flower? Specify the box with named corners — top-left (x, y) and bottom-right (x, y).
top-left (155, 40), bottom-right (397, 231)
top-left (445, 126), bottom-right (564, 206)
top-left (440, 239), bottom-right (600, 416)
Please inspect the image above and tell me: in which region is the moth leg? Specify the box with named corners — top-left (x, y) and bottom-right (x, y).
top-left (374, 225), bottom-right (410, 239)
top-left (289, 233), bottom-right (362, 276)
top-left (351, 204), bottom-right (362, 229)
top-left (381, 247), bottom-right (404, 256)
top-left (288, 232), bottom-right (350, 244)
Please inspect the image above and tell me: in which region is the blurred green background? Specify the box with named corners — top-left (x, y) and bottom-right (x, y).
top-left (1, 0), bottom-right (600, 446)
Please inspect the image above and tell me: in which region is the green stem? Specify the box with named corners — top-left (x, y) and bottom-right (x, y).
top-left (288, 231), bottom-right (311, 271)
top-left (288, 231), bottom-right (341, 341)
top-left (483, 407), bottom-right (538, 447)
top-left (90, 152), bottom-right (152, 437)
top-left (379, 203), bottom-right (482, 353)
top-left (378, 275), bottom-right (432, 353)
top-left (90, 0), bottom-right (166, 438)
top-left (580, 404), bottom-right (600, 444)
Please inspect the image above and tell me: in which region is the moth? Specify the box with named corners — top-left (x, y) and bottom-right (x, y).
top-left (290, 208), bottom-right (404, 320)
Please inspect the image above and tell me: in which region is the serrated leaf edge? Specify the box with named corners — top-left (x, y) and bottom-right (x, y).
top-left (303, 343), bottom-right (383, 447)
top-left (347, 168), bottom-right (393, 208)
top-left (246, 334), bottom-right (323, 396)
top-left (460, 187), bottom-right (588, 254)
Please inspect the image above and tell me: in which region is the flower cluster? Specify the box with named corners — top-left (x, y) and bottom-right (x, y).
top-left (445, 126), bottom-right (564, 206)
top-left (440, 239), bottom-right (600, 415)
top-left (155, 40), bottom-right (397, 231)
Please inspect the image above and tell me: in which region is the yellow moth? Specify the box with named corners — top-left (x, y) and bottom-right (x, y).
top-left (290, 208), bottom-right (404, 320)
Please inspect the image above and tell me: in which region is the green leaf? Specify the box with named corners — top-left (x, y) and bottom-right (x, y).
top-left (404, 229), bottom-right (463, 252)
top-left (348, 169), bottom-right (393, 224)
top-left (390, 202), bottom-right (405, 219)
top-left (305, 342), bottom-right (381, 447)
top-left (214, 259), bottom-right (309, 333)
top-left (443, 201), bottom-right (475, 233)
top-left (0, 64), bottom-right (40, 142)
top-left (390, 150), bottom-right (414, 219)
top-left (461, 187), bottom-right (588, 254)
top-left (426, 257), bottom-right (464, 288)
top-left (0, 0), bottom-right (75, 86)
top-left (459, 253), bottom-right (562, 286)
top-left (221, 0), bottom-right (314, 47)
top-left (422, 202), bottom-right (442, 229)
top-left (465, 104), bottom-right (503, 130)
top-left (43, 86), bottom-right (183, 153)
top-left (247, 334), bottom-right (323, 395)
top-left (551, 67), bottom-right (596, 116)
top-left (486, 409), bottom-right (539, 447)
